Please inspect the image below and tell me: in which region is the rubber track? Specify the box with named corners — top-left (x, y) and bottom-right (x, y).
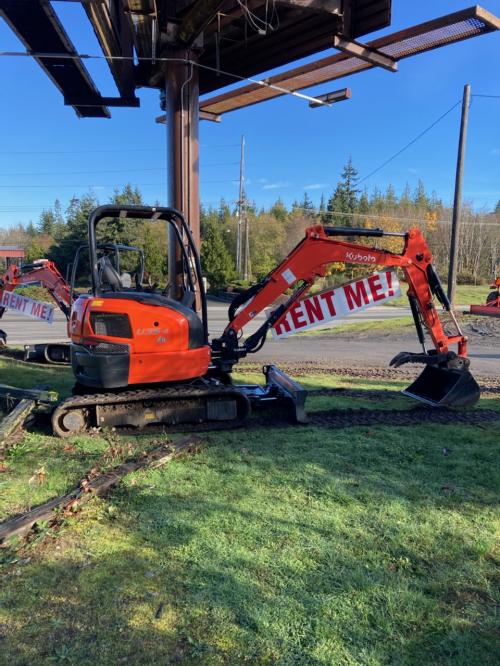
top-left (51, 386), bottom-right (500, 436)
top-left (52, 384), bottom-right (250, 436)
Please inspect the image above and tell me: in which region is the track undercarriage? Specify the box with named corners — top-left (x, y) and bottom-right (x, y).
top-left (51, 365), bottom-right (307, 437)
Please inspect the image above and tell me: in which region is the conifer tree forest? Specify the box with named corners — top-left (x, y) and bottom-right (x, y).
top-left (0, 163), bottom-right (498, 292)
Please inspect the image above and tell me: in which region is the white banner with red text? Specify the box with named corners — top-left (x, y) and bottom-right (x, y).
top-left (0, 290), bottom-right (54, 323)
top-left (271, 270), bottom-right (401, 339)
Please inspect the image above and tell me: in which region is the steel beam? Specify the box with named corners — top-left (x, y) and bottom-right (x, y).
top-left (178, 0), bottom-right (226, 45)
top-left (275, 0), bottom-right (342, 15)
top-left (332, 34), bottom-right (398, 72)
top-left (64, 96), bottom-right (140, 107)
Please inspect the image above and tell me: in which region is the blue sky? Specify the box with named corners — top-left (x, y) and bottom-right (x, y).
top-left (0, 0), bottom-right (499, 229)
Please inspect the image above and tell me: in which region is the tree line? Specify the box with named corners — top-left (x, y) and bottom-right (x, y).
top-left (0, 161), bottom-right (498, 291)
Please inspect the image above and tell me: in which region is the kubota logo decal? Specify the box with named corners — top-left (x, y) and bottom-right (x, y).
top-left (137, 327), bottom-right (169, 336)
top-left (345, 251), bottom-right (377, 263)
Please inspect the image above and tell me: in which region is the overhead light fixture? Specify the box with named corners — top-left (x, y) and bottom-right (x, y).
top-left (309, 87), bottom-right (351, 108)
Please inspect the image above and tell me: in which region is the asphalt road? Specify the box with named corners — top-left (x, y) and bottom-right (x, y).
top-left (0, 300), bottom-right (497, 376)
top-left (0, 301), bottom-right (411, 343)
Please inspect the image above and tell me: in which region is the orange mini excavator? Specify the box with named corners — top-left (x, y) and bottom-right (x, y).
top-left (52, 205), bottom-right (480, 436)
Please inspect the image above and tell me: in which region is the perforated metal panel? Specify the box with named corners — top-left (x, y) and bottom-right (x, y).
top-left (201, 7), bottom-right (499, 115)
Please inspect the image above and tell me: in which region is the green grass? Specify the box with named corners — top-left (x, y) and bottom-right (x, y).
top-left (13, 285), bottom-right (55, 303)
top-left (297, 317), bottom-right (414, 337)
top-left (0, 355), bottom-right (74, 397)
top-left (387, 285), bottom-right (489, 308)
top-left (0, 362), bottom-right (499, 665)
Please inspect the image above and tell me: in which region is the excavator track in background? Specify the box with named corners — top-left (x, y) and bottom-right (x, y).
top-left (52, 383), bottom-right (251, 438)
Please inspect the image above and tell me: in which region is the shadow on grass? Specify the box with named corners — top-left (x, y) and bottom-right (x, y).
top-left (1, 423), bottom-right (498, 665)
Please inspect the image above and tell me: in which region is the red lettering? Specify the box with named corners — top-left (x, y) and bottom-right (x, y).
top-left (31, 302), bottom-right (42, 317)
top-left (319, 290), bottom-right (336, 317)
top-left (274, 316), bottom-right (292, 336)
top-left (367, 274), bottom-right (385, 302)
top-left (304, 295), bottom-right (325, 324)
top-left (290, 304), bottom-right (307, 329)
top-left (344, 281), bottom-right (369, 310)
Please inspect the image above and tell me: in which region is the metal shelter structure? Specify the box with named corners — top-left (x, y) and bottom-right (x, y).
top-left (0, 1), bottom-right (498, 295)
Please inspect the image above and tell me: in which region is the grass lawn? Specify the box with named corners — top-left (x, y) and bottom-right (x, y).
top-left (0, 359), bottom-right (499, 665)
top-left (386, 284), bottom-right (489, 308)
top-left (297, 317), bottom-right (414, 337)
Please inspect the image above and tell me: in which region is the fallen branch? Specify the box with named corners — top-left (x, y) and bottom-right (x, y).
top-left (0, 435), bottom-right (203, 546)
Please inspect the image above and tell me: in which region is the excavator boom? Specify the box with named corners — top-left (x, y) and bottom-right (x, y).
top-left (212, 225), bottom-right (480, 408)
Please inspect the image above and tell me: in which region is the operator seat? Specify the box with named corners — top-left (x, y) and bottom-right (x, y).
top-left (98, 256), bottom-right (123, 291)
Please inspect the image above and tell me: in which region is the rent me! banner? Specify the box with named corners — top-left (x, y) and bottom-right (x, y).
top-left (272, 270), bottom-right (401, 339)
top-left (0, 290), bottom-right (54, 323)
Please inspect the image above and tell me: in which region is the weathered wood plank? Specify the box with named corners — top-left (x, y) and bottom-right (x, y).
top-left (0, 435), bottom-right (203, 546)
top-left (0, 399), bottom-right (36, 450)
top-left (0, 383), bottom-right (58, 403)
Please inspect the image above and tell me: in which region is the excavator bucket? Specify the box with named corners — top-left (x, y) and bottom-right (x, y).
top-left (402, 365), bottom-right (480, 408)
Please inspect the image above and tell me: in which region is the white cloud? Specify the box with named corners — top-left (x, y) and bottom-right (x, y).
top-left (408, 168), bottom-right (419, 174)
top-left (303, 183), bottom-right (327, 190)
top-left (490, 148), bottom-right (500, 156)
top-left (263, 181), bottom-right (291, 190)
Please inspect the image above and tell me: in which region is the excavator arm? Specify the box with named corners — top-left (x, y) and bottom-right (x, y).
top-left (212, 225), bottom-right (479, 408)
top-left (0, 260), bottom-right (72, 321)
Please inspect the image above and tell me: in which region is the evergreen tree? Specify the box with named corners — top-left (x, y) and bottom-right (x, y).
top-left (413, 179), bottom-right (429, 208)
top-left (319, 193), bottom-right (326, 215)
top-left (25, 237), bottom-right (45, 262)
top-left (270, 198), bottom-right (288, 223)
top-left (107, 184), bottom-right (144, 245)
top-left (399, 183), bottom-right (412, 208)
top-left (385, 184), bottom-right (397, 208)
top-left (326, 157), bottom-right (359, 225)
top-left (370, 186), bottom-right (384, 212)
top-left (26, 221), bottom-right (36, 237)
top-left (358, 188), bottom-right (370, 214)
top-left (38, 209), bottom-right (56, 236)
top-left (201, 219), bottom-right (234, 290)
top-left (47, 192), bottom-right (100, 269)
top-left (495, 199), bottom-right (500, 214)
top-left (301, 192), bottom-right (315, 217)
top-left (143, 226), bottom-right (165, 283)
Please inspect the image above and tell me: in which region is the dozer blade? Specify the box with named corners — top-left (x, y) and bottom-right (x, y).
top-left (390, 351), bottom-right (480, 408)
top-left (237, 364), bottom-right (308, 423)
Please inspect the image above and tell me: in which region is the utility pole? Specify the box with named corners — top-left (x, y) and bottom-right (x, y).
top-left (236, 135), bottom-right (245, 274)
top-left (243, 209), bottom-right (250, 281)
top-left (447, 83), bottom-right (471, 305)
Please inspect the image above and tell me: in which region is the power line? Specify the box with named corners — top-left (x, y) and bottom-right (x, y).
top-left (0, 162), bottom-right (239, 177)
top-left (0, 145), bottom-right (239, 155)
top-left (358, 101), bottom-right (462, 185)
top-left (472, 94), bottom-right (500, 99)
top-left (0, 51), bottom-right (333, 108)
top-left (0, 178), bottom-right (238, 189)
